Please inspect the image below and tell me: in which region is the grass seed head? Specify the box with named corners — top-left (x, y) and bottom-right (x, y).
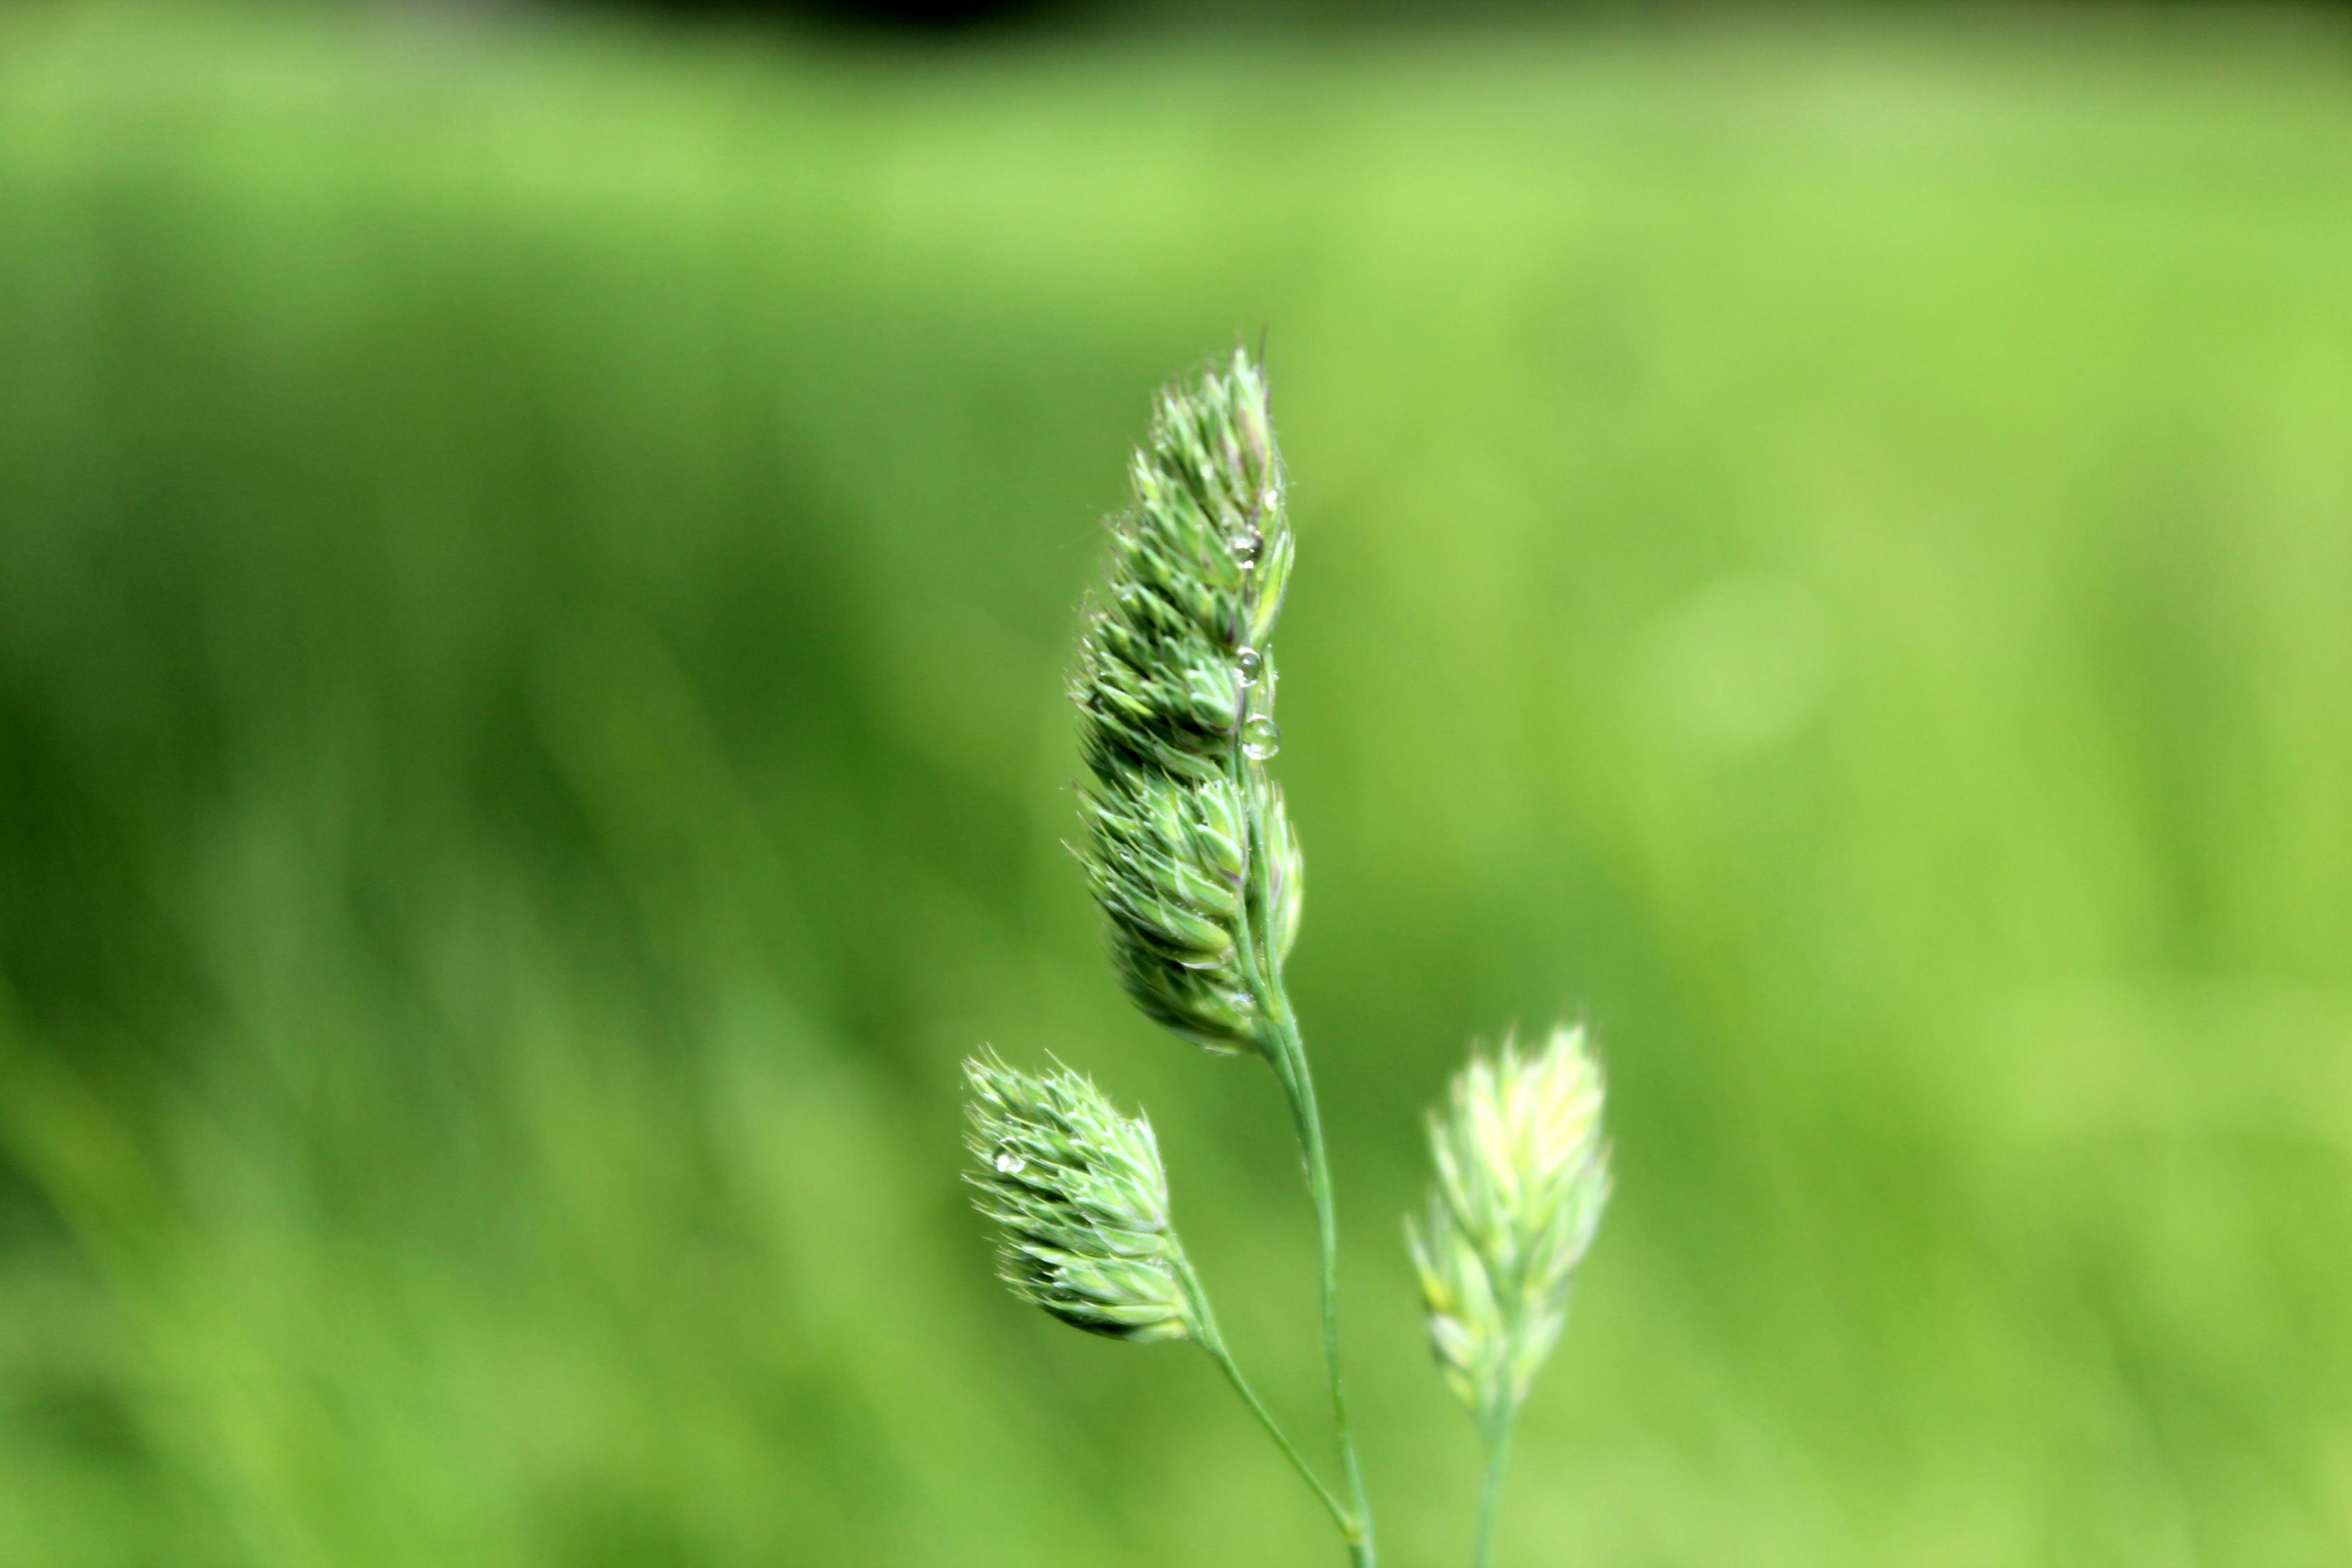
top-left (1073, 349), bottom-right (1298, 1053)
top-left (964, 1051), bottom-right (1199, 1344)
top-left (1408, 1024), bottom-right (1613, 1425)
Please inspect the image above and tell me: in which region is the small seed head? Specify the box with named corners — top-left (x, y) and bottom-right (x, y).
top-left (1408, 1024), bottom-right (1612, 1424)
top-left (964, 1052), bottom-right (1199, 1344)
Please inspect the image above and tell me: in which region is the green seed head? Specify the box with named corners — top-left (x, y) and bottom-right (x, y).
top-left (1073, 349), bottom-right (1299, 1053)
top-left (964, 1052), bottom-right (1199, 1344)
top-left (1408, 1024), bottom-right (1613, 1424)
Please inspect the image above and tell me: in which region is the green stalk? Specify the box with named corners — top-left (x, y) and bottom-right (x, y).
top-left (1468, 1401), bottom-right (1516, 1568)
top-left (1232, 755), bottom-right (1377, 1568)
top-left (1175, 1255), bottom-right (1356, 1538)
top-left (1263, 1002), bottom-right (1376, 1568)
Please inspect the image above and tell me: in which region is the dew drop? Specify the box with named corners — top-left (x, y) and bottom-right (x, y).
top-left (1227, 990), bottom-right (1253, 1012)
top-left (994, 1149), bottom-right (1027, 1176)
top-left (1235, 647), bottom-right (1261, 687)
top-left (1240, 716), bottom-right (1282, 762)
top-left (1259, 486), bottom-right (1279, 514)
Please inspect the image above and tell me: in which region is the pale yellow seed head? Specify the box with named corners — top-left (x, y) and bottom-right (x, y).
top-left (1408, 1024), bottom-right (1612, 1424)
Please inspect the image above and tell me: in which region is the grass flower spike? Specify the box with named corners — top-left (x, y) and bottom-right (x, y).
top-left (1413, 1024), bottom-right (1611, 1421)
top-left (1411, 1024), bottom-right (1612, 1567)
top-left (963, 1051), bottom-right (1358, 1537)
top-left (964, 1052), bottom-right (1197, 1343)
top-left (1073, 348), bottom-right (1299, 1052)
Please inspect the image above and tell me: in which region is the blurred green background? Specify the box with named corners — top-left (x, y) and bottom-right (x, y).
top-left (3, 5), bottom-right (2351, 1565)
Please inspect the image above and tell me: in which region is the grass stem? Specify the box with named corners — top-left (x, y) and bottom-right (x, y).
top-left (1469, 1404), bottom-right (1516, 1568)
top-left (1263, 1004), bottom-right (1376, 1568)
top-left (1176, 1256), bottom-right (1359, 1540)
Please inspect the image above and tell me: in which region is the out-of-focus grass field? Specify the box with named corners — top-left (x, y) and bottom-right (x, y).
top-left (3, 6), bottom-right (2350, 1566)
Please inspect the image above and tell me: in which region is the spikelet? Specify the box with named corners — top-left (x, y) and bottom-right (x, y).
top-left (964, 1052), bottom-right (1199, 1344)
top-left (1072, 349), bottom-right (1300, 1053)
top-left (1408, 1025), bottom-right (1612, 1425)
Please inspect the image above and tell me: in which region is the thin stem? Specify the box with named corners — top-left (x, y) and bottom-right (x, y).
top-left (1469, 1402), bottom-right (1516, 1568)
top-left (1227, 745), bottom-right (1376, 1567)
top-left (1261, 999), bottom-right (1376, 1568)
top-left (1176, 1255), bottom-right (1357, 1538)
